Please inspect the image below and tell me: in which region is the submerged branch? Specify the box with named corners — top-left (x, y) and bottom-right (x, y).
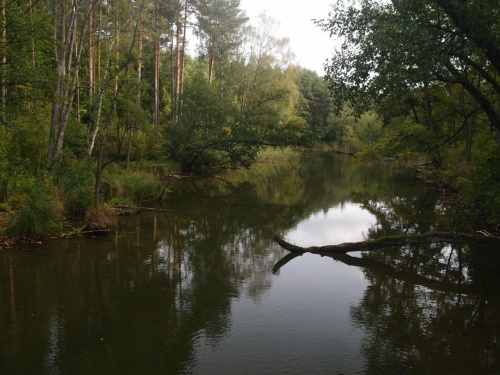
top-left (274, 231), bottom-right (500, 254)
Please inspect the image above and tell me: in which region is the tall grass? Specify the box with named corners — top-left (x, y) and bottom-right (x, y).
top-left (52, 157), bottom-right (94, 215)
top-left (102, 171), bottom-right (165, 202)
top-left (84, 204), bottom-right (117, 231)
top-left (6, 190), bottom-right (62, 238)
top-left (255, 147), bottom-right (301, 163)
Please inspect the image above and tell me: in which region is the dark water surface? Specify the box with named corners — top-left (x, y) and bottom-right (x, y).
top-left (2, 151), bottom-right (500, 374)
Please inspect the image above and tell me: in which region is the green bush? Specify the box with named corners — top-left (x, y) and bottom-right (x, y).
top-left (453, 147), bottom-right (500, 229)
top-left (108, 197), bottom-right (134, 208)
top-left (6, 107), bottom-right (51, 171)
top-left (7, 190), bottom-right (62, 238)
top-left (52, 157), bottom-right (94, 215)
top-left (84, 204), bottom-right (117, 231)
top-left (102, 171), bottom-right (164, 202)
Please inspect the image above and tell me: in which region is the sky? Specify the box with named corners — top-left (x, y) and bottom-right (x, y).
top-left (239, 0), bottom-right (336, 75)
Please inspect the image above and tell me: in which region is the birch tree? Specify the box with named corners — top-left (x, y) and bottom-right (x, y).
top-left (48, 0), bottom-right (96, 167)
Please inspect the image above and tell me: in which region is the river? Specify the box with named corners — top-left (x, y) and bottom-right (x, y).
top-left (1, 151), bottom-right (499, 374)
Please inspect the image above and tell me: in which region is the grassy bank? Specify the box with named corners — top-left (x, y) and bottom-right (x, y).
top-left (0, 147), bottom-right (302, 244)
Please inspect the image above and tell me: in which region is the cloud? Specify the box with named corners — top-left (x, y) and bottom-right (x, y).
top-left (285, 203), bottom-right (378, 247)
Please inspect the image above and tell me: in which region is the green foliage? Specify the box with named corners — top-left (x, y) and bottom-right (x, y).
top-left (0, 158), bottom-right (26, 202)
top-left (6, 186), bottom-right (62, 238)
top-left (102, 170), bottom-right (164, 202)
top-left (256, 147), bottom-right (301, 163)
top-left (84, 204), bottom-right (117, 231)
top-left (298, 69), bottom-right (334, 143)
top-left (0, 106), bottom-right (53, 205)
top-left (64, 118), bottom-right (90, 160)
top-left (357, 121), bottom-right (434, 162)
top-left (52, 157), bottom-right (94, 215)
top-left (5, 107), bottom-right (51, 170)
top-left (317, 0), bottom-right (500, 132)
top-left (453, 147), bottom-right (500, 229)
top-left (132, 123), bottom-right (169, 162)
top-left (108, 197), bottom-right (134, 208)
top-left (325, 110), bottom-right (385, 153)
top-left (167, 67), bottom-right (261, 171)
top-left (126, 160), bottom-right (179, 177)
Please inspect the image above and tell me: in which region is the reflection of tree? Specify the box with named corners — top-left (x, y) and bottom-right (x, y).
top-left (0, 185), bottom-right (290, 374)
top-left (273, 245), bottom-right (500, 373)
top-left (4, 151), bottom-right (498, 373)
top-left (351, 249), bottom-right (500, 374)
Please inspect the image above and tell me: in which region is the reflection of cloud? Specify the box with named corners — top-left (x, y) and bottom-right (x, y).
top-left (285, 203), bottom-right (378, 247)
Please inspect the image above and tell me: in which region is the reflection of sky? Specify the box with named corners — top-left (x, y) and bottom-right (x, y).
top-left (285, 203), bottom-right (378, 247)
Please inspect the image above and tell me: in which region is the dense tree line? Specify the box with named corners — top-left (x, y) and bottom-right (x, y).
top-left (317, 0), bottom-right (500, 227)
top-left (1, 0), bottom-right (498, 237)
top-left (0, 0), bottom-right (334, 235)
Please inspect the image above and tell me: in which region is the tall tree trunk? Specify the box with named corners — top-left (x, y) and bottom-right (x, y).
top-left (48, 0), bottom-right (94, 167)
top-left (153, 0), bottom-right (159, 127)
top-left (97, 0), bottom-right (101, 86)
top-left (466, 112), bottom-right (475, 162)
top-left (75, 37), bottom-right (80, 121)
top-left (88, 3), bottom-right (94, 107)
top-left (126, 123), bottom-right (132, 169)
top-left (126, 31), bottom-right (142, 169)
top-left (174, 1), bottom-right (181, 125)
top-left (179, 0), bottom-right (187, 121)
top-left (422, 81), bottom-right (441, 167)
top-left (208, 35), bottom-right (214, 85)
top-left (94, 20), bottom-right (139, 206)
top-left (136, 32), bottom-right (142, 131)
top-left (30, 1), bottom-right (37, 108)
top-left (170, 28), bottom-right (174, 124)
top-left (1, 0), bottom-right (6, 123)
top-left (114, 0), bottom-right (119, 95)
top-left (423, 82), bottom-right (435, 132)
top-left (88, 39), bottom-right (114, 159)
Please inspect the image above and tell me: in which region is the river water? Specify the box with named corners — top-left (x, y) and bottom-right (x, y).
top-left (1, 151), bottom-right (499, 374)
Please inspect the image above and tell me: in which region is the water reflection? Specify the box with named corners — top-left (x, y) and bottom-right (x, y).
top-left (285, 203), bottom-right (378, 247)
top-left (1, 151), bottom-right (499, 374)
top-left (349, 244), bottom-right (500, 374)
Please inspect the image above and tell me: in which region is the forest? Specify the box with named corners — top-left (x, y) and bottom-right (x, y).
top-left (0, 0), bottom-right (499, 239)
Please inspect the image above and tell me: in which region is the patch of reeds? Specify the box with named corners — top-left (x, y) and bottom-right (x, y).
top-left (102, 171), bottom-right (165, 202)
top-left (6, 193), bottom-right (62, 238)
top-left (255, 147), bottom-right (301, 163)
top-left (84, 204), bottom-right (117, 232)
top-left (52, 157), bottom-right (94, 215)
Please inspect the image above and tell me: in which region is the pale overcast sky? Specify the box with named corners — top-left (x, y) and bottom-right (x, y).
top-left (239, 0), bottom-right (335, 75)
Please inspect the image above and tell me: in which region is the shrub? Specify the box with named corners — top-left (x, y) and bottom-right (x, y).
top-left (84, 204), bottom-right (117, 231)
top-left (102, 171), bottom-right (164, 202)
top-left (52, 157), bottom-right (94, 215)
top-left (452, 147), bottom-right (500, 229)
top-left (6, 193), bottom-right (62, 238)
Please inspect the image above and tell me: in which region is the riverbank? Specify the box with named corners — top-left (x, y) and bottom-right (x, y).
top-left (0, 147), bottom-right (301, 245)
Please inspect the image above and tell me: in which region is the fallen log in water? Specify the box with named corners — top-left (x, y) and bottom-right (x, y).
top-left (274, 231), bottom-right (500, 254)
